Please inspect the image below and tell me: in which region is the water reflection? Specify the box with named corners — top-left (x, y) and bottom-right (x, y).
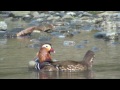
top-left (29, 70), bottom-right (94, 79)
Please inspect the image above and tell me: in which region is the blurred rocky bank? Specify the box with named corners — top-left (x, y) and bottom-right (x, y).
top-left (0, 11), bottom-right (120, 40)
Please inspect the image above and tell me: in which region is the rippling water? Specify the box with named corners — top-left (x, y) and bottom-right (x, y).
top-left (0, 31), bottom-right (120, 79)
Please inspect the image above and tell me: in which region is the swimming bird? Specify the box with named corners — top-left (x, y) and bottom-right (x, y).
top-left (29, 43), bottom-right (55, 70)
top-left (29, 43), bottom-right (95, 72)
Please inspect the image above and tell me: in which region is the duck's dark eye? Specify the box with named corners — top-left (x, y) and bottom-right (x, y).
top-left (46, 46), bottom-right (48, 47)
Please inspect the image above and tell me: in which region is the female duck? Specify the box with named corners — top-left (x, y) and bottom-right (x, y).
top-left (29, 43), bottom-right (95, 72)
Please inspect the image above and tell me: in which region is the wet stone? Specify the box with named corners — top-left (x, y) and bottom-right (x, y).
top-left (38, 36), bottom-right (52, 41)
top-left (75, 44), bottom-right (85, 49)
top-left (94, 32), bottom-right (106, 39)
top-left (50, 32), bottom-right (60, 36)
top-left (28, 43), bottom-right (40, 49)
top-left (28, 20), bottom-right (42, 26)
top-left (91, 46), bottom-right (101, 52)
top-left (80, 40), bottom-right (89, 44)
top-left (0, 30), bottom-right (7, 37)
top-left (0, 21), bottom-right (7, 30)
top-left (63, 41), bottom-right (75, 46)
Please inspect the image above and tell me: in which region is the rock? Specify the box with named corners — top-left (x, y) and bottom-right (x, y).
top-left (94, 31), bottom-right (118, 40)
top-left (75, 44), bottom-right (85, 49)
top-left (94, 17), bottom-right (103, 24)
top-left (28, 43), bottom-right (40, 48)
top-left (0, 11), bottom-right (11, 14)
top-left (47, 15), bottom-right (60, 20)
top-left (38, 36), bottom-right (52, 41)
top-left (0, 30), bottom-right (6, 37)
top-left (28, 19), bottom-right (42, 26)
top-left (66, 30), bottom-right (80, 36)
top-left (104, 32), bottom-right (118, 40)
top-left (48, 11), bottom-right (55, 14)
top-left (11, 11), bottom-right (30, 16)
top-left (39, 13), bottom-right (48, 18)
top-left (58, 11), bottom-right (66, 17)
top-left (32, 11), bottom-right (40, 18)
top-left (0, 21), bottom-right (7, 30)
top-left (80, 40), bottom-right (89, 44)
top-left (22, 15), bottom-right (32, 22)
top-left (50, 32), bottom-right (65, 38)
top-left (70, 19), bottom-right (82, 26)
top-left (52, 22), bottom-right (64, 26)
top-left (80, 24), bottom-right (95, 31)
top-left (82, 12), bottom-right (92, 16)
top-left (94, 32), bottom-right (106, 39)
top-left (66, 12), bottom-right (76, 16)
top-left (62, 14), bottom-right (74, 20)
top-left (63, 41), bottom-right (75, 46)
top-left (91, 46), bottom-right (101, 52)
top-left (57, 34), bottom-right (66, 38)
top-left (0, 11), bottom-right (12, 18)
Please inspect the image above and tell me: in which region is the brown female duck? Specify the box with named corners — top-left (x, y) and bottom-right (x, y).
top-left (29, 43), bottom-right (95, 72)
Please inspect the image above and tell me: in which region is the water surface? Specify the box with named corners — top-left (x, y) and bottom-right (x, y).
top-left (0, 31), bottom-right (120, 79)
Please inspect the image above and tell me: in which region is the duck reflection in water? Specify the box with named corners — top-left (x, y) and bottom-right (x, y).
top-left (30, 69), bottom-right (95, 79)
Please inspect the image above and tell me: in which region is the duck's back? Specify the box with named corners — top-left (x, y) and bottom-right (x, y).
top-left (52, 60), bottom-right (87, 72)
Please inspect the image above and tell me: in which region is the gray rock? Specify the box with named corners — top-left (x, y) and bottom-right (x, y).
top-left (75, 44), bottom-right (85, 49)
top-left (47, 15), bottom-right (60, 20)
top-left (28, 19), bottom-right (41, 26)
top-left (0, 21), bottom-right (7, 30)
top-left (11, 11), bottom-right (30, 16)
top-left (48, 11), bottom-right (55, 14)
top-left (91, 46), bottom-right (101, 52)
top-left (94, 32), bottom-right (106, 39)
top-left (63, 41), bottom-right (75, 46)
top-left (62, 14), bottom-right (74, 20)
top-left (94, 31), bottom-right (118, 40)
top-left (32, 11), bottom-right (40, 18)
top-left (0, 30), bottom-right (6, 37)
top-left (66, 12), bottom-right (76, 16)
top-left (39, 13), bottom-right (49, 18)
top-left (28, 43), bottom-right (40, 48)
top-left (80, 24), bottom-right (95, 31)
top-left (82, 12), bottom-right (92, 16)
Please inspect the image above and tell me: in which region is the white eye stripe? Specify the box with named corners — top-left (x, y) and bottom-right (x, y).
top-left (42, 44), bottom-right (51, 50)
top-left (42, 44), bottom-right (51, 48)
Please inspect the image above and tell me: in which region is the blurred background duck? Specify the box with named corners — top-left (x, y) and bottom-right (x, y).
top-left (29, 43), bottom-right (95, 72)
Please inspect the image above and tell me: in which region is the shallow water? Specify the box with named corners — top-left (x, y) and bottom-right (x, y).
top-left (0, 31), bottom-right (120, 79)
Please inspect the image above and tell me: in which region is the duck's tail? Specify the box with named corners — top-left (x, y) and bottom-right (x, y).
top-left (82, 50), bottom-right (95, 68)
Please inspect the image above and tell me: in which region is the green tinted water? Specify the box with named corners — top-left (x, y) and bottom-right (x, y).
top-left (0, 31), bottom-right (120, 79)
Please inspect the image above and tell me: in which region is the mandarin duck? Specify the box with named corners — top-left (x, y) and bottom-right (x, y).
top-left (29, 43), bottom-right (95, 72)
top-left (29, 43), bottom-right (55, 70)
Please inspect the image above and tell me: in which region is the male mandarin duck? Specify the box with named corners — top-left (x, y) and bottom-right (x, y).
top-left (29, 43), bottom-right (95, 72)
top-left (28, 43), bottom-right (55, 70)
